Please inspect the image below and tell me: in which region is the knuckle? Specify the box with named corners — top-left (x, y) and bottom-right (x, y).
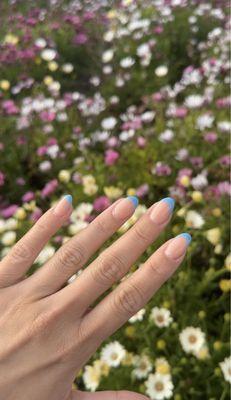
top-left (30, 311), bottom-right (54, 336)
top-left (148, 259), bottom-right (165, 277)
top-left (133, 225), bottom-right (150, 244)
top-left (113, 282), bottom-right (144, 317)
top-left (91, 253), bottom-right (125, 287)
top-left (94, 217), bottom-right (109, 235)
top-left (10, 241), bottom-right (32, 263)
top-left (57, 242), bottom-right (85, 273)
top-left (36, 218), bottom-right (49, 233)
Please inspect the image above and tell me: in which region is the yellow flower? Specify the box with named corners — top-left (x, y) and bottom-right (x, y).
top-left (156, 361), bottom-right (170, 375)
top-left (4, 33), bottom-right (19, 45)
top-left (176, 207), bottom-right (186, 217)
top-left (122, 352), bottom-right (134, 366)
top-left (35, 57), bottom-right (42, 65)
top-left (58, 170), bottom-right (71, 183)
top-left (48, 61), bottom-right (58, 71)
top-left (219, 279), bottom-right (231, 292)
top-left (156, 340), bottom-right (166, 350)
top-left (179, 175), bottom-right (190, 187)
top-left (225, 254), bottom-right (231, 271)
top-left (14, 207), bottom-right (27, 220)
top-left (43, 76), bottom-right (54, 85)
top-left (0, 80), bottom-right (10, 91)
top-left (125, 326), bottom-right (136, 338)
top-left (104, 186), bottom-right (123, 199)
top-left (213, 341), bottom-right (222, 351)
top-left (172, 224), bottom-right (181, 234)
top-left (162, 301), bottom-right (171, 309)
top-left (197, 346), bottom-right (210, 360)
top-left (127, 188), bottom-right (136, 196)
top-left (212, 208), bottom-right (222, 217)
top-left (198, 310), bottom-right (206, 319)
top-left (93, 360), bottom-right (110, 377)
top-left (191, 191), bottom-right (203, 202)
top-left (205, 228), bottom-right (221, 245)
top-left (107, 10), bottom-right (117, 19)
top-left (24, 201), bottom-right (36, 211)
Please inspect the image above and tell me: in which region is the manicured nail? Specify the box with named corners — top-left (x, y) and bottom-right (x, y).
top-left (112, 196), bottom-right (138, 220)
top-left (150, 197), bottom-right (175, 224)
top-left (53, 195), bottom-right (73, 216)
top-left (165, 232), bottom-right (191, 260)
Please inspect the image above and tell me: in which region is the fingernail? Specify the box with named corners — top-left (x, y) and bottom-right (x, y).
top-left (112, 196), bottom-right (138, 220)
top-left (165, 232), bottom-right (192, 260)
top-left (53, 195), bottom-right (73, 216)
top-left (150, 197), bottom-right (175, 224)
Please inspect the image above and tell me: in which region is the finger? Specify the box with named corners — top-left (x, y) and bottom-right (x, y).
top-left (27, 197), bottom-right (138, 297)
top-left (0, 195), bottom-right (73, 287)
top-left (81, 233), bottom-right (191, 340)
top-left (75, 390), bottom-right (150, 400)
top-left (55, 197), bottom-right (174, 314)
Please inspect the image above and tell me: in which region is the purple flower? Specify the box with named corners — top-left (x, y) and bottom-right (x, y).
top-left (22, 191), bottom-right (35, 203)
top-left (137, 136), bottom-right (147, 148)
top-left (1, 205), bottom-right (18, 218)
top-left (154, 162), bottom-right (172, 176)
top-left (219, 155), bottom-right (231, 166)
top-left (73, 33), bottom-right (88, 45)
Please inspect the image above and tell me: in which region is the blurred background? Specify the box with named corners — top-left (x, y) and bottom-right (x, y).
top-left (0, 0), bottom-right (230, 398)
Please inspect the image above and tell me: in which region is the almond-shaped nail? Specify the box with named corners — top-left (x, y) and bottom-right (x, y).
top-left (165, 233), bottom-right (191, 260)
top-left (112, 196), bottom-right (138, 220)
top-left (150, 197), bottom-right (175, 224)
top-left (53, 195), bottom-right (73, 216)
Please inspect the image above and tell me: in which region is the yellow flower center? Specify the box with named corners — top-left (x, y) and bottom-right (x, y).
top-left (155, 381), bottom-right (164, 392)
top-left (189, 334), bottom-right (197, 344)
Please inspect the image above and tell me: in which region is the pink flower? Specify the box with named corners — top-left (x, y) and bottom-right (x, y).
top-left (136, 184), bottom-right (149, 197)
top-left (41, 179), bottom-right (58, 198)
top-left (40, 111), bottom-right (56, 122)
top-left (37, 146), bottom-right (47, 156)
top-left (137, 136), bottom-right (146, 148)
top-left (0, 171), bottom-right (5, 186)
top-left (93, 196), bottom-right (111, 212)
top-left (203, 132), bottom-right (217, 143)
top-left (105, 149), bottom-right (119, 166)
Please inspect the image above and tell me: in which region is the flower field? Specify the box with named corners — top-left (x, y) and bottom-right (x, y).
top-left (0, 0), bottom-right (230, 398)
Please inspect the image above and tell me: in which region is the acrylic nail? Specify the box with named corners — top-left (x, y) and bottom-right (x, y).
top-left (53, 195), bottom-right (73, 216)
top-left (112, 196), bottom-right (138, 220)
top-left (165, 232), bottom-right (191, 260)
top-left (150, 197), bottom-right (175, 224)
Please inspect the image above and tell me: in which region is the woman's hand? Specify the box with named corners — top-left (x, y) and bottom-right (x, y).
top-left (0, 195), bottom-right (191, 400)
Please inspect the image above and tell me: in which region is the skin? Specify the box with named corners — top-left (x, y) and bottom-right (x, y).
top-left (0, 196), bottom-right (190, 400)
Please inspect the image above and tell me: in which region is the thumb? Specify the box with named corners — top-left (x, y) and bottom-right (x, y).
top-left (72, 390), bottom-right (150, 400)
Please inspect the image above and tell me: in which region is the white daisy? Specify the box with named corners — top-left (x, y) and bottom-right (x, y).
top-left (133, 354), bottom-right (153, 379)
top-left (184, 94), bottom-right (204, 109)
top-left (1, 231), bottom-right (16, 246)
top-left (179, 327), bottom-right (206, 354)
top-left (217, 121), bottom-right (231, 133)
top-left (145, 373), bottom-right (174, 400)
top-left (141, 111), bottom-right (155, 123)
top-left (196, 114), bottom-right (214, 130)
top-left (191, 173), bottom-right (208, 190)
top-left (102, 49), bottom-right (114, 63)
top-left (83, 365), bottom-right (101, 392)
top-left (101, 116), bottom-right (117, 130)
top-left (185, 210), bottom-right (205, 228)
top-left (101, 341), bottom-right (126, 367)
top-left (120, 57), bottom-right (135, 68)
top-left (129, 308), bottom-right (146, 323)
top-left (41, 48), bottom-right (57, 62)
top-left (150, 307), bottom-right (173, 328)
top-left (159, 129), bottom-right (174, 143)
top-left (220, 356), bottom-right (231, 383)
top-left (155, 66), bottom-right (168, 77)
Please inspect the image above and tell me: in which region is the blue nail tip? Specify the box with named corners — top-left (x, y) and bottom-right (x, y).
top-left (64, 195), bottom-right (73, 204)
top-left (162, 197), bottom-right (175, 212)
top-left (178, 232), bottom-right (192, 245)
top-left (127, 196), bottom-right (139, 208)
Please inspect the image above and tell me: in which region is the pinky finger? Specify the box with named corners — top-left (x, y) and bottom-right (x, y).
top-left (0, 195), bottom-right (72, 287)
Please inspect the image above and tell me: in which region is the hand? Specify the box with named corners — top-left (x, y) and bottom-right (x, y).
top-left (0, 195), bottom-right (191, 400)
